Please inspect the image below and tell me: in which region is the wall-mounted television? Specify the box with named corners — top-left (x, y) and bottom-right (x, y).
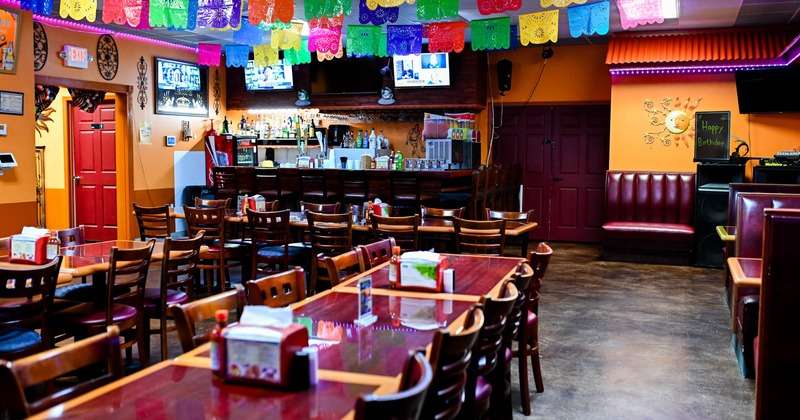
top-left (310, 56), bottom-right (382, 94)
top-left (154, 57), bottom-right (208, 116)
top-left (393, 53), bottom-right (450, 88)
top-left (244, 59), bottom-right (294, 91)
top-left (735, 67), bottom-right (800, 114)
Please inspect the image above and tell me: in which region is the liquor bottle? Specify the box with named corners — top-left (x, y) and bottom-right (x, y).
top-left (309, 119), bottom-right (316, 139)
top-left (389, 246), bottom-right (401, 289)
top-left (378, 130), bottom-right (385, 149)
top-left (46, 231), bottom-right (60, 261)
top-left (210, 309), bottom-right (229, 379)
top-left (356, 130), bottom-right (363, 148)
top-left (368, 128), bottom-right (377, 149)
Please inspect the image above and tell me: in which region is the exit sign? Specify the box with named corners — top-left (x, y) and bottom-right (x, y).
top-left (59, 45), bottom-right (93, 69)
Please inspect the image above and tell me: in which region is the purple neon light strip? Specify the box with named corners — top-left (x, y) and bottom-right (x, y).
top-left (610, 62), bottom-right (788, 75)
top-left (0, 0), bottom-right (195, 52)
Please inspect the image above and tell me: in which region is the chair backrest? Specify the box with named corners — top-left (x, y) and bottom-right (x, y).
top-left (357, 238), bottom-right (397, 269)
top-left (107, 241), bottom-right (155, 324)
top-left (485, 208), bottom-right (534, 224)
top-left (212, 166), bottom-right (238, 203)
top-left (354, 350), bottom-right (433, 420)
top-left (133, 202), bottom-right (172, 241)
top-left (307, 211), bottom-right (353, 257)
top-left (371, 214), bottom-right (420, 251)
top-left (235, 166), bottom-right (257, 196)
top-left (453, 217), bottom-right (506, 255)
top-left (194, 197), bottom-right (232, 208)
top-left (527, 242), bottom-right (553, 315)
top-left (299, 169), bottom-right (328, 195)
top-left (247, 267), bottom-right (307, 307)
top-left (505, 261), bottom-right (534, 350)
top-left (160, 232), bottom-right (204, 304)
top-left (0, 256), bottom-right (63, 359)
top-left (420, 206), bottom-right (465, 219)
top-left (0, 326), bottom-right (123, 419)
top-left (734, 193), bottom-right (800, 258)
top-left (254, 167), bottom-right (282, 194)
top-left (423, 305), bottom-right (485, 420)
top-left (184, 205), bottom-right (227, 245)
top-left (56, 226), bottom-right (85, 247)
top-left (302, 201), bottom-right (342, 214)
top-left (389, 171), bottom-right (421, 200)
top-left (340, 170), bottom-right (368, 201)
top-left (727, 183), bottom-right (800, 225)
top-left (323, 249), bottom-right (365, 286)
top-left (170, 285), bottom-right (246, 352)
top-left (469, 167), bottom-right (487, 219)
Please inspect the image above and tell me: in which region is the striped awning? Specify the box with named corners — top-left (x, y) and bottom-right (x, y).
top-left (606, 26), bottom-right (800, 66)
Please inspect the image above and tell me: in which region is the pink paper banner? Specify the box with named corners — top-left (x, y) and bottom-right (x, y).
top-left (198, 43), bottom-right (222, 66)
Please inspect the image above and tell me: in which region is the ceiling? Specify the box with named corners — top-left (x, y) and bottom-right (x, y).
top-left (44, 0), bottom-right (800, 50)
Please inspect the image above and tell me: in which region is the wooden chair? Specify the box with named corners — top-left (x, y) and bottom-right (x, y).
top-left (389, 171), bottom-right (434, 216)
top-left (354, 349), bottom-right (433, 420)
top-left (323, 249), bottom-right (365, 287)
top-left (54, 240), bottom-right (155, 368)
top-left (184, 205), bottom-right (245, 294)
top-left (468, 167), bottom-right (487, 219)
top-left (357, 237), bottom-right (396, 269)
top-left (422, 304), bottom-right (484, 420)
top-left (133, 203), bottom-right (172, 240)
top-left (235, 166), bottom-right (257, 196)
top-left (0, 257), bottom-right (62, 360)
top-left (246, 267), bottom-right (307, 307)
top-left (420, 206), bottom-right (465, 252)
top-left (143, 232), bottom-right (204, 361)
top-left (254, 167), bottom-right (295, 210)
top-left (306, 211), bottom-right (353, 293)
top-left (300, 168), bottom-right (339, 204)
top-left (56, 226), bottom-right (85, 246)
top-left (170, 285), bottom-right (246, 353)
top-left (498, 262), bottom-right (534, 417)
top-left (194, 197), bottom-right (231, 208)
top-left (248, 208), bottom-right (304, 282)
top-left (454, 217), bottom-right (506, 255)
top-left (465, 282), bottom-right (518, 419)
top-left (212, 166), bottom-right (238, 205)
top-left (0, 326), bottom-right (123, 419)
top-left (370, 214), bottom-right (420, 251)
top-left (485, 208), bottom-right (534, 257)
top-left (514, 242), bottom-right (553, 415)
top-left (339, 169), bottom-right (370, 206)
top-left (301, 201), bottom-right (342, 214)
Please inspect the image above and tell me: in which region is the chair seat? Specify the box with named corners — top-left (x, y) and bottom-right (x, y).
top-left (476, 375), bottom-right (493, 401)
top-left (257, 245), bottom-right (307, 259)
top-left (53, 283), bottom-right (94, 301)
top-left (205, 242), bottom-right (246, 253)
top-left (0, 328), bottom-right (41, 353)
top-left (143, 288), bottom-right (189, 308)
top-left (57, 303), bottom-right (138, 326)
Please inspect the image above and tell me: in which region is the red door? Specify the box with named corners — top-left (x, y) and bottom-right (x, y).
top-left (72, 103), bottom-right (117, 241)
top-left (494, 105), bottom-right (609, 243)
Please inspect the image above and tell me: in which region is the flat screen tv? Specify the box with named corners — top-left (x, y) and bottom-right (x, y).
top-left (310, 56), bottom-right (382, 94)
top-left (154, 57), bottom-right (208, 116)
top-left (244, 59), bottom-right (294, 91)
top-left (393, 53), bottom-right (450, 88)
top-left (735, 67), bottom-right (800, 114)
top-left (156, 57), bottom-right (203, 92)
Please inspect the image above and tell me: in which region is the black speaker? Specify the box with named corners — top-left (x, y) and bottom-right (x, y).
top-left (694, 189), bottom-right (728, 267)
top-left (497, 59), bottom-right (512, 93)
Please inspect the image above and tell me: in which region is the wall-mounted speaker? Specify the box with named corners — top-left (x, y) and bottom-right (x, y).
top-left (497, 59), bottom-right (512, 93)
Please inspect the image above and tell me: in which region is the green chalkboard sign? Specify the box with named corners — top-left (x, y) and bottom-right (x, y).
top-left (694, 111), bottom-right (731, 163)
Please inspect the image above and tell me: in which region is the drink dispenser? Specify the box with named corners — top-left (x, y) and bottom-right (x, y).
top-left (327, 125), bottom-right (350, 147)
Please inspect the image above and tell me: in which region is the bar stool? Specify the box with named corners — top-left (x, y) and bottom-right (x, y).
top-left (339, 169), bottom-right (370, 206)
top-left (235, 166), bottom-right (257, 197)
top-left (254, 167), bottom-right (295, 209)
top-left (212, 166), bottom-right (237, 205)
top-left (300, 168), bottom-right (339, 204)
top-left (389, 171), bottom-right (434, 216)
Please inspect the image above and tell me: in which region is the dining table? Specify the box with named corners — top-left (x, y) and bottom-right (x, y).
top-left (30, 252), bottom-right (525, 419)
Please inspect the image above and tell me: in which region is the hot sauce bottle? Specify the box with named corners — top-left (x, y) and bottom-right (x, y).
top-left (210, 309), bottom-right (229, 379)
top-left (389, 246), bottom-right (401, 289)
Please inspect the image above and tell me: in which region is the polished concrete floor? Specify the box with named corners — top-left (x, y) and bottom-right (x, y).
top-left (136, 242), bottom-right (754, 418)
top-left (511, 242), bottom-right (755, 419)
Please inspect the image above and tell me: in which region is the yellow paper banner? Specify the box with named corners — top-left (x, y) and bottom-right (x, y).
top-left (520, 9), bottom-right (559, 45)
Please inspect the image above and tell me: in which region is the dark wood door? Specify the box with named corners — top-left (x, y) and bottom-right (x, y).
top-left (494, 105), bottom-right (609, 243)
top-left (72, 103), bottom-right (117, 241)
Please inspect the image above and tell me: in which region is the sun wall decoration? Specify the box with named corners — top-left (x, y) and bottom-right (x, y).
top-left (643, 97), bottom-right (702, 148)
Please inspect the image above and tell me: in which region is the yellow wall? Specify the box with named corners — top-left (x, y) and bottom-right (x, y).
top-left (609, 73), bottom-right (800, 174)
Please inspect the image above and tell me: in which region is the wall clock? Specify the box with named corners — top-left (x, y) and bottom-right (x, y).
top-left (96, 34), bottom-right (119, 81)
top-left (33, 22), bottom-right (47, 71)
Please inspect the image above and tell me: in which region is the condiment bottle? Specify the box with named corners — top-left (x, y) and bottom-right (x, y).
top-left (46, 230), bottom-right (60, 261)
top-left (395, 150), bottom-right (404, 171)
top-left (210, 309), bottom-right (229, 379)
top-left (389, 246), bottom-right (401, 289)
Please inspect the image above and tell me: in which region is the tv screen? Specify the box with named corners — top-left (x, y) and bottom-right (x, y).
top-left (310, 56), bottom-right (382, 94)
top-left (736, 67), bottom-right (800, 114)
top-left (156, 57), bottom-right (203, 92)
top-left (244, 59), bottom-right (294, 91)
top-left (393, 53), bottom-right (450, 88)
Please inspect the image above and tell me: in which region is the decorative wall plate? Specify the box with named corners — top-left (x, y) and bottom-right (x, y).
top-left (34, 22), bottom-right (48, 71)
top-left (97, 34), bottom-right (119, 81)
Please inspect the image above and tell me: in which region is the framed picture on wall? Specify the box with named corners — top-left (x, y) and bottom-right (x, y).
top-left (0, 8), bottom-right (21, 75)
top-left (154, 57), bottom-right (209, 116)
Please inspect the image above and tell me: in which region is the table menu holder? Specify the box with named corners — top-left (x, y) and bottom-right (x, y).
top-left (223, 323), bottom-right (309, 389)
top-left (8, 234), bottom-right (49, 264)
top-left (355, 276), bottom-right (377, 326)
top-left (397, 252), bottom-right (449, 292)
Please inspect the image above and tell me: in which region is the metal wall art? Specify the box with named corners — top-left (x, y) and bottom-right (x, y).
top-left (137, 56), bottom-right (148, 110)
top-left (213, 68), bottom-right (221, 115)
top-left (33, 21), bottom-right (48, 71)
top-left (97, 34), bottom-right (119, 80)
top-left (643, 96), bottom-right (702, 148)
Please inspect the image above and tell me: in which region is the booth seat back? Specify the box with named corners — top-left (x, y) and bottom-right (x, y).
top-left (605, 171), bottom-right (695, 225)
top-left (728, 183), bottom-right (800, 225)
top-left (735, 193), bottom-right (800, 258)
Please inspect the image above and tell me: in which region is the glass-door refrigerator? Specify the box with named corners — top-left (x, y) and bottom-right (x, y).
top-left (204, 134), bottom-right (257, 185)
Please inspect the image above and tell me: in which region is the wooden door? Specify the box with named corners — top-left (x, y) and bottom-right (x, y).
top-left (71, 102), bottom-right (117, 241)
top-left (494, 105), bottom-right (609, 243)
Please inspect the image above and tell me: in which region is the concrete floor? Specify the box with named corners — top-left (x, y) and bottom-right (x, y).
top-left (510, 242), bottom-right (754, 419)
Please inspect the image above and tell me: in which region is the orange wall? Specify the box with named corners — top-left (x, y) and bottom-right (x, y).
top-left (609, 73), bottom-right (800, 174)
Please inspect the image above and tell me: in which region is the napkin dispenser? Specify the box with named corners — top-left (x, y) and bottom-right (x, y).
top-left (397, 252), bottom-right (449, 292)
top-left (8, 235), bottom-right (49, 264)
top-left (223, 323), bottom-right (309, 388)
